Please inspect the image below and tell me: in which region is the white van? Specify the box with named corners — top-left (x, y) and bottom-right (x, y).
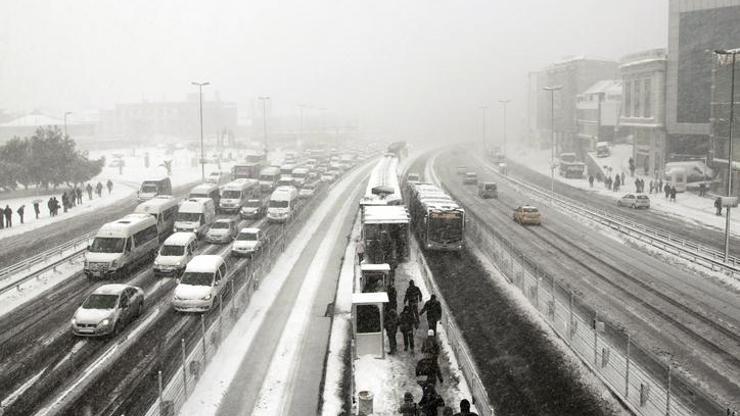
top-left (174, 198), bottom-right (216, 237)
top-left (172, 255), bottom-right (229, 312)
top-left (189, 183), bottom-right (221, 207)
top-left (292, 167), bottom-right (309, 187)
top-left (277, 174), bottom-right (294, 188)
top-left (219, 179), bottom-right (260, 213)
top-left (134, 196), bottom-right (179, 241)
top-left (154, 232), bottom-right (198, 277)
top-left (138, 177), bottom-right (172, 201)
top-left (84, 214), bottom-right (159, 280)
top-left (267, 186), bottom-right (299, 223)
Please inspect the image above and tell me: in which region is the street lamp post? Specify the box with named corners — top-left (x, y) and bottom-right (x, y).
top-left (479, 106), bottom-right (488, 153)
top-left (499, 99), bottom-right (510, 160)
top-left (714, 49), bottom-right (738, 262)
top-left (191, 81), bottom-right (210, 182)
top-left (258, 97), bottom-right (271, 155)
top-left (543, 85), bottom-right (563, 202)
top-left (63, 112), bottom-right (72, 138)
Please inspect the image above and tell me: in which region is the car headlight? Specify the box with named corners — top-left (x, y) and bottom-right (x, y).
top-left (100, 318), bottom-right (110, 327)
top-left (201, 294), bottom-right (212, 301)
top-left (71, 318), bottom-right (77, 325)
top-left (110, 260), bottom-right (118, 268)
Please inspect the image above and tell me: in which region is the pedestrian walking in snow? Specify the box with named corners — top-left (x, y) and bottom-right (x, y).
top-left (384, 308), bottom-right (399, 355)
top-left (388, 283), bottom-right (398, 313)
top-left (4, 205), bottom-right (13, 227)
top-left (664, 184), bottom-right (670, 199)
top-left (17, 205), bottom-right (24, 224)
top-left (421, 329), bottom-right (440, 358)
top-left (649, 180), bottom-right (654, 194)
top-left (418, 384), bottom-right (445, 415)
top-left (33, 201), bottom-right (40, 219)
top-left (86, 183), bottom-right (93, 200)
top-left (419, 294), bottom-right (442, 336)
top-left (106, 179), bottom-right (113, 194)
top-left (621, 172), bottom-right (626, 185)
top-left (0, 208), bottom-right (4, 229)
top-left (96, 181), bottom-right (103, 197)
top-left (670, 186), bottom-right (677, 202)
top-left (356, 237), bottom-right (365, 263)
top-left (588, 175), bottom-right (594, 187)
top-left (634, 178), bottom-right (640, 193)
top-left (76, 187), bottom-right (83, 204)
top-left (399, 392), bottom-right (420, 416)
top-left (61, 192), bottom-right (68, 212)
top-left (47, 198), bottom-right (53, 217)
top-left (453, 399), bottom-right (479, 416)
top-left (699, 182), bottom-right (706, 197)
top-left (404, 280), bottom-right (423, 328)
top-left (399, 305), bottom-right (416, 352)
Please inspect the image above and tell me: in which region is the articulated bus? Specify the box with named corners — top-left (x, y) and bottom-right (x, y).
top-left (407, 183), bottom-right (464, 251)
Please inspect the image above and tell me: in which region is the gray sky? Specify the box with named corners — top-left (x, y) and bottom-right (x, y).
top-left (0, 0), bottom-right (668, 142)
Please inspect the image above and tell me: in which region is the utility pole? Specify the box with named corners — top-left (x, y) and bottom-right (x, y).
top-left (479, 106), bottom-right (488, 153)
top-left (258, 96), bottom-right (271, 155)
top-left (63, 112), bottom-right (72, 138)
top-left (191, 81), bottom-right (210, 182)
top-left (499, 99), bottom-right (510, 160)
top-left (714, 49), bottom-right (738, 262)
top-left (544, 85), bottom-right (563, 202)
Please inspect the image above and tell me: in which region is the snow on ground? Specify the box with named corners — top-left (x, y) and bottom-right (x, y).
top-left (349, 243), bottom-right (474, 415)
top-left (508, 143), bottom-right (738, 233)
top-left (0, 146), bottom-right (234, 242)
top-left (178, 164), bottom-right (368, 416)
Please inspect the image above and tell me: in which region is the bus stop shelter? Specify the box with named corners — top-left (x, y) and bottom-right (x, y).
top-left (361, 205), bottom-right (410, 263)
top-left (352, 292), bottom-right (389, 359)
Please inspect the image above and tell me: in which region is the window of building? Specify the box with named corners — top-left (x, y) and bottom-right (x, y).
top-left (624, 80), bottom-right (632, 117)
top-left (644, 79), bottom-right (652, 118)
top-left (633, 81), bottom-right (641, 117)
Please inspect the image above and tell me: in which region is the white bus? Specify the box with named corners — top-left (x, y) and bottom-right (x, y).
top-left (84, 213), bottom-right (159, 280)
top-left (219, 179), bottom-right (260, 213)
top-left (134, 195), bottom-right (179, 241)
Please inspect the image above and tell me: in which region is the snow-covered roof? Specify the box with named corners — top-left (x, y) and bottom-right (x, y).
top-left (164, 232), bottom-right (197, 246)
top-left (581, 79), bottom-right (622, 97)
top-left (352, 292), bottom-right (389, 305)
top-left (135, 196), bottom-right (178, 213)
top-left (360, 263), bottom-right (391, 272)
top-left (93, 284), bottom-right (130, 295)
top-left (186, 255), bottom-right (224, 273)
top-left (362, 205), bottom-right (409, 224)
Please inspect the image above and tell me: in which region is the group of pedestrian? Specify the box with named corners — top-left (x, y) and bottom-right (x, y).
top-left (663, 183), bottom-right (677, 202)
top-left (604, 173), bottom-right (622, 191)
top-left (0, 179), bottom-right (113, 231)
top-left (399, 394), bottom-right (479, 416)
top-left (647, 179), bottom-right (664, 194)
top-left (633, 178), bottom-right (646, 193)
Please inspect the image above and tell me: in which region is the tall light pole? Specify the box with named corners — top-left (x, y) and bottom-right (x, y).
top-left (714, 49), bottom-right (738, 262)
top-left (258, 97), bottom-right (271, 154)
top-left (498, 99), bottom-right (510, 160)
top-left (479, 106), bottom-right (488, 153)
top-left (63, 112), bottom-right (72, 138)
top-left (544, 85), bottom-right (563, 202)
top-left (191, 81), bottom-right (210, 182)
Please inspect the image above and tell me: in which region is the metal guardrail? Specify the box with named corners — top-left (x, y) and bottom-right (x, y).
top-left (480, 157), bottom-right (740, 280)
top-left (0, 232), bottom-right (95, 296)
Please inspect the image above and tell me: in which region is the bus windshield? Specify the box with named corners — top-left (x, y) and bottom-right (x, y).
top-left (427, 212), bottom-right (463, 243)
top-left (89, 237), bottom-right (125, 253)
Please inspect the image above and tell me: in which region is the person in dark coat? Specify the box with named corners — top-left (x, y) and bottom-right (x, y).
top-left (86, 183), bottom-right (93, 200)
top-left (416, 355), bottom-right (443, 387)
top-left (61, 192), bottom-right (68, 213)
top-left (106, 179), bottom-right (113, 194)
top-left (399, 305), bottom-right (416, 352)
top-left (0, 207), bottom-right (4, 229)
top-left (404, 280), bottom-right (423, 328)
top-left (699, 182), bottom-right (706, 197)
top-left (421, 329), bottom-right (440, 358)
top-left (453, 399), bottom-right (479, 416)
top-left (33, 201), bottom-right (40, 219)
top-left (715, 197), bottom-right (723, 216)
top-left (47, 197), bottom-right (53, 217)
top-left (96, 181), bottom-right (103, 197)
top-left (621, 172), bottom-right (626, 185)
top-left (76, 187), bottom-right (83, 204)
top-left (614, 175), bottom-right (621, 192)
top-left (588, 175), bottom-right (594, 187)
top-left (418, 384), bottom-right (445, 416)
top-left (4, 205), bottom-right (13, 227)
top-left (387, 284), bottom-right (398, 313)
top-left (399, 392), bottom-right (419, 416)
top-left (17, 205), bottom-right (24, 224)
top-left (384, 308), bottom-right (399, 355)
top-left (419, 294), bottom-right (442, 335)
top-left (670, 186), bottom-right (677, 202)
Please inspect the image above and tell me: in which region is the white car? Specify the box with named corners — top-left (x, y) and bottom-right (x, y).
top-left (173, 255), bottom-right (229, 312)
top-left (299, 183), bottom-right (317, 199)
top-left (154, 232), bottom-right (198, 277)
top-left (320, 173), bottom-right (334, 182)
top-left (231, 228), bottom-right (266, 257)
top-left (205, 218), bottom-right (238, 244)
top-left (617, 193), bottom-right (650, 209)
top-left (71, 284), bottom-right (144, 337)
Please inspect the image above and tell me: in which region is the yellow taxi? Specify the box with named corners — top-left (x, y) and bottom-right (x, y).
top-left (513, 205), bottom-right (541, 225)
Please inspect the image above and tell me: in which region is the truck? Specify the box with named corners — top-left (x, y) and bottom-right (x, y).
top-left (558, 153), bottom-right (586, 178)
top-left (232, 151), bottom-right (267, 179)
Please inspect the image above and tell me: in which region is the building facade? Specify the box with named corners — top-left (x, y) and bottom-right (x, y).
top-left (576, 80), bottom-right (622, 153)
top-left (710, 49), bottom-right (740, 194)
top-left (620, 49), bottom-right (667, 177)
top-left (666, 0), bottom-right (740, 164)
